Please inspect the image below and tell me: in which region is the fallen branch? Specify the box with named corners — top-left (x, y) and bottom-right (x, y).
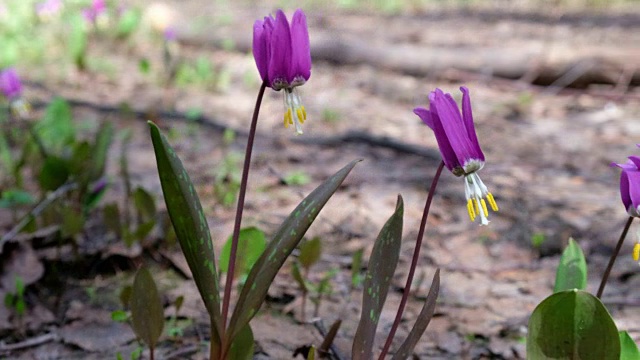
top-left (0, 332), bottom-right (58, 353)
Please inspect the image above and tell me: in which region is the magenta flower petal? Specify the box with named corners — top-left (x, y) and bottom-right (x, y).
top-left (414, 106), bottom-right (458, 172)
top-left (252, 19), bottom-right (269, 82)
top-left (0, 68), bottom-right (22, 99)
top-left (268, 10), bottom-right (292, 90)
top-left (460, 86), bottom-right (484, 161)
top-left (289, 9), bottom-right (311, 85)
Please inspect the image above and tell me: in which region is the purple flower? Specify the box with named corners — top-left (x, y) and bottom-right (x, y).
top-left (36, 0), bottom-right (62, 19)
top-left (83, 0), bottom-right (106, 24)
top-left (0, 68), bottom-right (23, 100)
top-left (414, 87), bottom-right (498, 225)
top-left (612, 150), bottom-right (640, 217)
top-left (253, 9), bottom-right (311, 134)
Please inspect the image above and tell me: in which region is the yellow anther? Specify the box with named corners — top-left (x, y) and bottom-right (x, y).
top-left (283, 109), bottom-right (290, 128)
top-left (301, 105), bottom-right (307, 120)
top-left (296, 108), bottom-right (305, 124)
top-left (467, 199), bottom-right (475, 221)
top-left (481, 199), bottom-right (489, 217)
top-left (473, 198), bottom-right (480, 216)
top-left (633, 243), bottom-right (640, 262)
top-left (487, 193), bottom-right (499, 211)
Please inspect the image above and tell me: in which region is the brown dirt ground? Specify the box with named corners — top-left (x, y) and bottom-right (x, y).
top-left (2, 1), bottom-right (640, 359)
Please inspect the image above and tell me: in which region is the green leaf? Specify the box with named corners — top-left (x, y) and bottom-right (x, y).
top-left (130, 267), bottom-right (164, 350)
top-left (219, 227), bottom-right (267, 278)
top-left (352, 195), bottom-right (404, 360)
top-left (133, 187), bottom-right (156, 221)
top-left (148, 122), bottom-right (222, 348)
top-left (104, 203), bottom-right (122, 237)
top-left (227, 159), bottom-right (360, 347)
top-left (291, 261), bottom-right (307, 292)
top-left (0, 190), bottom-right (34, 208)
top-left (120, 285), bottom-right (132, 308)
top-left (351, 248), bottom-right (364, 288)
top-left (527, 289), bottom-right (620, 360)
top-left (90, 122), bottom-right (114, 182)
top-left (299, 237), bottom-right (322, 270)
top-left (36, 98), bottom-right (75, 154)
top-left (69, 15), bottom-right (87, 68)
top-left (391, 269), bottom-right (440, 360)
top-left (116, 8), bottom-right (142, 38)
top-left (111, 310), bottom-right (129, 322)
top-left (554, 238), bottom-right (587, 293)
top-left (227, 324), bottom-right (254, 360)
top-left (38, 156), bottom-right (70, 191)
top-left (133, 220), bottom-right (156, 241)
top-left (620, 331), bottom-right (640, 360)
top-left (61, 206), bottom-right (85, 238)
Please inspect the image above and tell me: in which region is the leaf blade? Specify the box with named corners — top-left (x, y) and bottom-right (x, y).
top-left (554, 238), bottom-right (587, 293)
top-left (352, 195), bottom-right (404, 360)
top-left (130, 267), bottom-right (164, 349)
top-left (148, 122), bottom-right (222, 346)
top-left (391, 269), bottom-right (440, 360)
top-left (227, 159), bottom-right (360, 345)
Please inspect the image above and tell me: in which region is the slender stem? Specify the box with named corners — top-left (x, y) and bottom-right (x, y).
top-left (597, 216), bottom-right (634, 299)
top-left (221, 82), bottom-right (267, 332)
top-left (378, 161), bottom-right (445, 360)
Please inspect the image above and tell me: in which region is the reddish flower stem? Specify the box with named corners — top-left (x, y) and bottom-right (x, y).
top-left (221, 82), bottom-right (267, 332)
top-left (378, 161), bottom-right (445, 360)
top-left (597, 216), bottom-right (634, 299)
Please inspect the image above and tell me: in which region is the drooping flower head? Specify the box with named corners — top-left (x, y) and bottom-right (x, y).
top-left (612, 147), bottom-right (640, 263)
top-left (414, 86), bottom-right (498, 225)
top-left (253, 9), bottom-right (311, 134)
top-left (0, 68), bottom-right (23, 100)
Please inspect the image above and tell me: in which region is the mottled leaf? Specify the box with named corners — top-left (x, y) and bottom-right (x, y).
top-left (352, 195), bottom-right (404, 360)
top-left (130, 267), bottom-right (164, 349)
top-left (554, 238), bottom-right (587, 293)
top-left (620, 331), bottom-right (640, 360)
top-left (227, 159), bottom-right (360, 347)
top-left (148, 122), bottom-right (222, 347)
top-left (299, 237), bottom-right (322, 270)
top-left (391, 269), bottom-right (440, 360)
top-left (527, 289), bottom-right (619, 360)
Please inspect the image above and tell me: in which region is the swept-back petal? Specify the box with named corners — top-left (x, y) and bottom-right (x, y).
top-left (460, 86), bottom-right (484, 161)
top-left (628, 156), bottom-right (640, 169)
top-left (414, 107), bottom-right (434, 129)
top-left (268, 10), bottom-right (292, 90)
top-left (433, 90), bottom-right (477, 167)
top-left (419, 101), bottom-right (459, 172)
top-left (252, 20), bottom-right (268, 83)
top-left (620, 170), bottom-right (632, 213)
top-left (289, 9), bottom-right (311, 84)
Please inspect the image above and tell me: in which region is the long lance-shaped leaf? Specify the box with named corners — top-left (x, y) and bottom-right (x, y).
top-left (148, 122), bottom-right (222, 348)
top-left (391, 269), bottom-right (440, 360)
top-left (554, 238), bottom-right (587, 293)
top-left (226, 159), bottom-right (360, 345)
top-left (352, 195), bottom-right (404, 360)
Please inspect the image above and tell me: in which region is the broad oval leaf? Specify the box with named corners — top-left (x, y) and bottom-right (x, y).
top-left (227, 324), bottom-right (254, 360)
top-left (527, 289), bottom-right (620, 360)
top-left (299, 236), bottom-right (322, 270)
top-left (554, 238), bottom-right (587, 293)
top-left (620, 331), bottom-right (640, 360)
top-left (352, 195), bottom-right (404, 360)
top-left (219, 227), bottom-right (267, 278)
top-left (226, 159), bottom-right (360, 347)
top-left (149, 122), bottom-right (222, 347)
top-left (39, 156), bottom-right (69, 191)
top-left (130, 267), bottom-right (164, 350)
top-left (391, 269), bottom-right (440, 360)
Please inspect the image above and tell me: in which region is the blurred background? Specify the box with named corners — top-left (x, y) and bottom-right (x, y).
top-left (1, 0), bottom-right (640, 358)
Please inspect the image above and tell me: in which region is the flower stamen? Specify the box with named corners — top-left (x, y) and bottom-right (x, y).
top-left (467, 199), bottom-right (475, 221)
top-left (283, 88), bottom-right (306, 135)
top-left (487, 192), bottom-right (499, 211)
top-left (634, 242), bottom-right (640, 262)
top-left (464, 172), bottom-right (498, 225)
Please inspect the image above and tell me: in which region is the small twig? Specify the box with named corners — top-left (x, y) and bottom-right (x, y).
top-left (0, 332), bottom-right (58, 352)
top-left (312, 318), bottom-right (346, 360)
top-left (0, 182), bottom-right (78, 252)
